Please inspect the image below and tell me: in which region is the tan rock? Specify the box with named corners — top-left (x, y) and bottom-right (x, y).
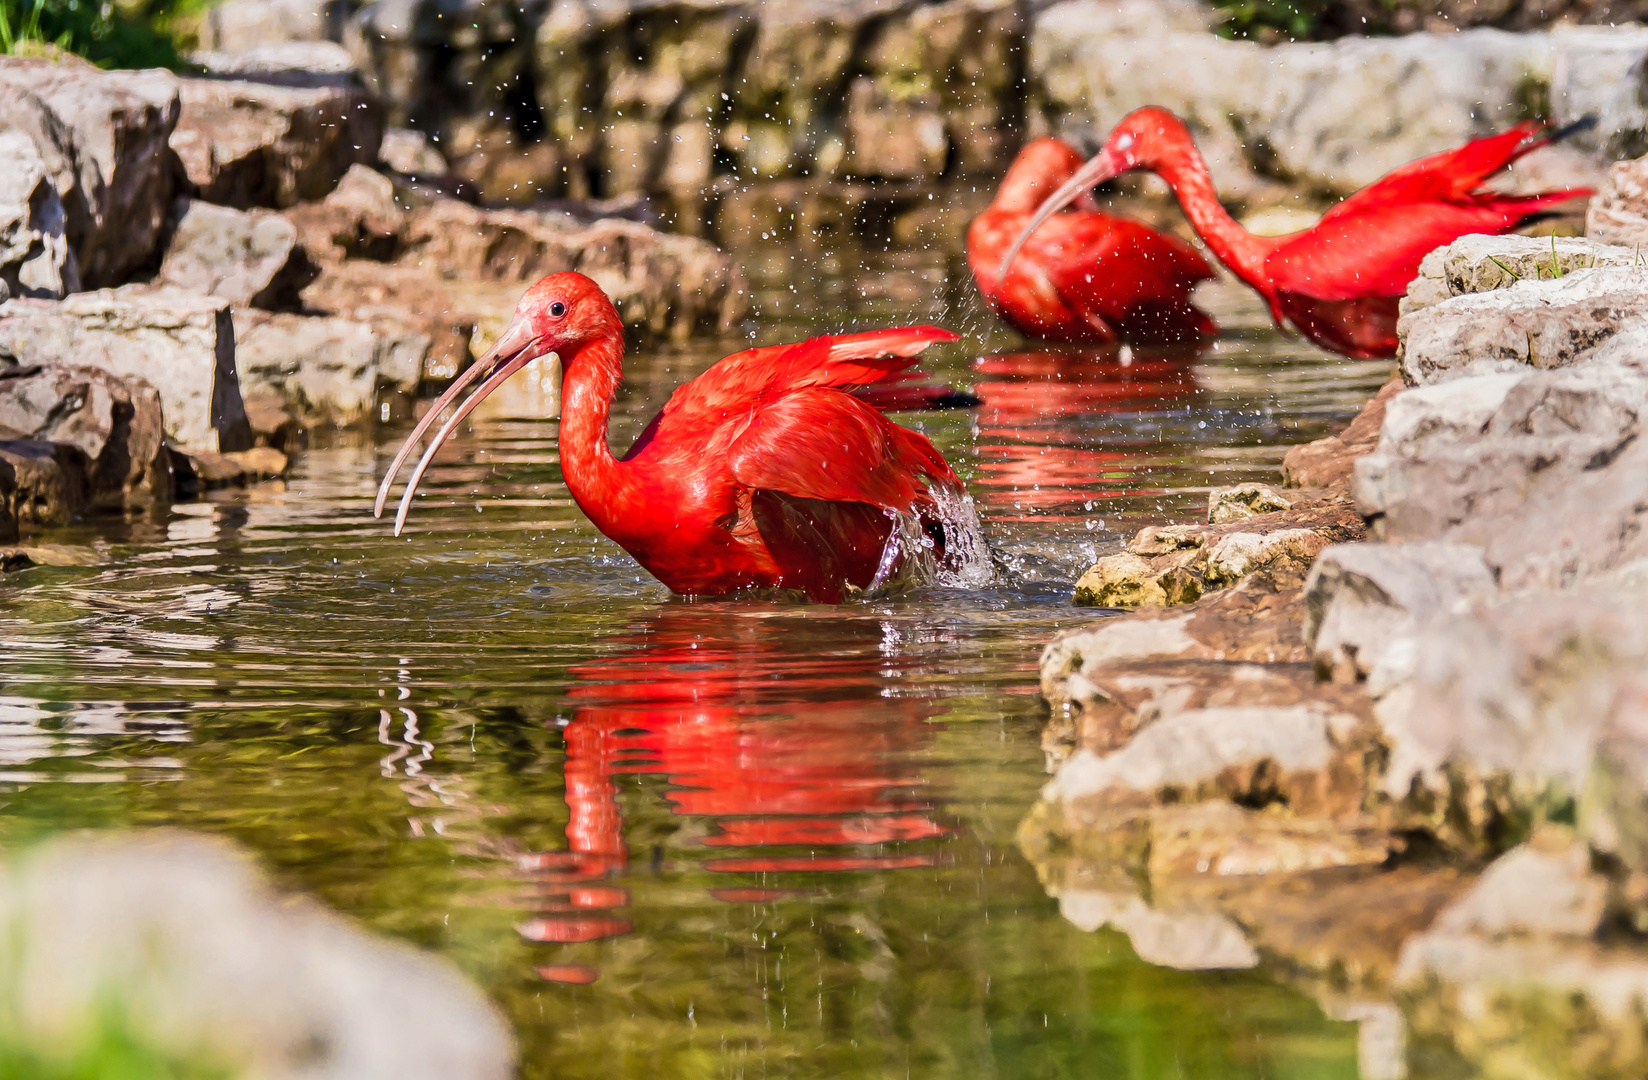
top-left (1586, 154), bottom-right (1648, 248)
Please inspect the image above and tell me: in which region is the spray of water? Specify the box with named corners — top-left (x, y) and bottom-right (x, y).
top-left (860, 483), bottom-right (994, 598)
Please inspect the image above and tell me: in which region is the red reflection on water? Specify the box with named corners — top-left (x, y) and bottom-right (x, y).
top-left (970, 345), bottom-right (1205, 518)
top-left (520, 609), bottom-right (947, 966)
top-left (536, 964), bottom-right (600, 985)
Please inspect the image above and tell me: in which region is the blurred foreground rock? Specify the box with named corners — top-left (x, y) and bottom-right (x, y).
top-left (0, 830), bottom-right (514, 1080)
top-left (1027, 231), bottom-right (1648, 1079)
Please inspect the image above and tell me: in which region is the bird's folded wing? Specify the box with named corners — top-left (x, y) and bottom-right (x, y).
top-left (726, 388), bottom-right (951, 511)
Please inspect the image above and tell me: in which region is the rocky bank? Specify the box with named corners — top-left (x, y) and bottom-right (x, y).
top-left (0, 48), bottom-right (745, 553)
top-left (1023, 164), bottom-right (1648, 1078)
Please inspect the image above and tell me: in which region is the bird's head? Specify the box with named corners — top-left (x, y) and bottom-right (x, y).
top-left (372, 271), bottom-right (622, 535)
top-left (997, 107), bottom-right (1192, 281)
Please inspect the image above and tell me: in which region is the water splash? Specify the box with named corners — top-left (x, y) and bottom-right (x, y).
top-left (863, 484), bottom-right (994, 597)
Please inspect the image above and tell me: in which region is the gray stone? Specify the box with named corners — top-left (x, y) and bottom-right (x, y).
top-left (0, 57), bottom-right (182, 288)
top-left (840, 77), bottom-right (948, 181)
top-left (1304, 542), bottom-right (1497, 682)
top-left (1402, 234), bottom-right (1640, 319)
top-left (171, 77), bottom-right (385, 210)
top-left (156, 199), bottom-right (309, 309)
top-left (1057, 887), bottom-right (1260, 970)
top-left (192, 41), bottom-right (361, 90)
top-left (1429, 838), bottom-right (1607, 939)
top-left (380, 127), bottom-right (447, 176)
top-left (234, 310), bottom-right (426, 426)
top-left (1207, 482), bottom-right (1295, 523)
top-left (194, 0), bottom-right (350, 52)
top-left (0, 360), bottom-right (170, 507)
top-left (0, 286), bottom-right (251, 453)
top-left (1587, 154), bottom-right (1648, 249)
top-left (1397, 266), bottom-right (1648, 386)
top-left (0, 830), bottom-right (514, 1080)
top-left (0, 130), bottom-right (77, 300)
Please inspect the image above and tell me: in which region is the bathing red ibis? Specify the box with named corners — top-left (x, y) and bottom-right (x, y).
top-left (1001, 109), bottom-right (1593, 358)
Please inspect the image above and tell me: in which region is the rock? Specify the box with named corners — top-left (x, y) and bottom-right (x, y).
top-left (1304, 542), bottom-right (1497, 683)
top-left (297, 260), bottom-right (475, 382)
top-left (1397, 265), bottom-right (1648, 386)
top-left (242, 391), bottom-right (301, 451)
top-left (1207, 482), bottom-right (1295, 523)
top-left (0, 438), bottom-right (89, 527)
top-left (380, 127), bottom-right (447, 176)
top-left (156, 199), bottom-right (311, 309)
top-left (0, 57), bottom-right (182, 288)
top-left (0, 830), bottom-right (514, 1079)
top-left (283, 163), bottom-right (407, 263)
top-left (171, 76), bottom-right (385, 210)
top-left (840, 77), bottom-right (949, 181)
top-left (194, 0), bottom-right (350, 52)
top-left (1054, 886), bottom-right (1260, 970)
top-left (0, 360), bottom-right (171, 507)
top-left (0, 469), bottom-right (13, 543)
top-left (1402, 234), bottom-right (1640, 319)
top-left (1355, 362), bottom-right (1648, 587)
top-left (173, 446), bottom-right (290, 493)
top-left (233, 309), bottom-right (426, 426)
top-left (1029, 8), bottom-right (1648, 201)
top-left (1146, 801), bottom-right (1393, 878)
top-left (1281, 376), bottom-right (1403, 489)
top-left (1073, 494), bottom-right (1363, 607)
top-left (0, 129), bottom-right (78, 300)
top-left (192, 41), bottom-right (361, 90)
top-left (1587, 153), bottom-right (1648, 248)
top-left (0, 286), bottom-right (251, 453)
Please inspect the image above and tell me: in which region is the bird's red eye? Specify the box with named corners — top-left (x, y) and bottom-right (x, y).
top-left (549, 301), bottom-right (567, 318)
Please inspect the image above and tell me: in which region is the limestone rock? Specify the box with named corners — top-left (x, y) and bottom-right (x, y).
top-left (1147, 801), bottom-right (1394, 879)
top-left (173, 446), bottom-right (291, 493)
top-left (1402, 234), bottom-right (1640, 319)
top-left (1207, 482), bottom-right (1295, 523)
top-left (195, 0), bottom-right (350, 52)
top-left (156, 199), bottom-right (310, 309)
top-left (0, 130), bottom-right (78, 300)
top-left (0, 830), bottom-right (514, 1080)
top-left (0, 57), bottom-right (182, 288)
top-left (1281, 376), bottom-right (1403, 490)
top-left (380, 127), bottom-right (447, 176)
top-left (0, 438), bottom-right (89, 527)
top-left (192, 41), bottom-right (360, 90)
top-left (283, 163), bottom-right (407, 263)
top-left (234, 309), bottom-right (427, 426)
top-left (0, 359), bottom-right (170, 506)
top-left (1586, 153), bottom-right (1648, 248)
top-left (1055, 887), bottom-right (1260, 970)
top-left (0, 286), bottom-right (251, 453)
top-left (1398, 265), bottom-right (1648, 386)
top-left (171, 76), bottom-right (385, 210)
top-left (840, 77), bottom-right (948, 182)
top-left (1304, 542), bottom-right (1497, 682)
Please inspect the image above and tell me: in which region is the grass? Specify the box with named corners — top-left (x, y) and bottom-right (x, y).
top-left (0, 0), bottom-right (192, 69)
top-left (0, 1001), bottom-right (237, 1080)
top-left (1211, 0), bottom-right (1338, 40)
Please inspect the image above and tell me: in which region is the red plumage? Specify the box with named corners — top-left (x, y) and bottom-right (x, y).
top-left (376, 274), bottom-right (973, 603)
top-left (967, 137), bottom-right (1217, 343)
top-left (1003, 109), bottom-right (1592, 359)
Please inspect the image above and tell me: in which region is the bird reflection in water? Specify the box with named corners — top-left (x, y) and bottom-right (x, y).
top-left (970, 342), bottom-right (1207, 520)
top-left (518, 608), bottom-right (949, 983)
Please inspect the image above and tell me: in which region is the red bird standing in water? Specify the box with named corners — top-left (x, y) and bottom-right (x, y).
top-left (375, 272), bottom-right (980, 603)
top-left (969, 137), bottom-right (1217, 344)
top-left (1002, 108), bottom-right (1593, 359)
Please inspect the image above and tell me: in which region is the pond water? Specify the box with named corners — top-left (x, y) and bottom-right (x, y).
top-left (0, 236), bottom-right (1390, 1078)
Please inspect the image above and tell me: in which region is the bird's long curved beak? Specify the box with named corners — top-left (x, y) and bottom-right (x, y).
top-left (998, 148), bottom-right (1125, 282)
top-left (373, 316), bottom-right (549, 536)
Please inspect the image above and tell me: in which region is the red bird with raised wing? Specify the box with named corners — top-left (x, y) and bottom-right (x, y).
top-left (375, 272), bottom-right (982, 602)
top-left (969, 136), bottom-right (1216, 344)
top-left (1001, 108), bottom-right (1592, 358)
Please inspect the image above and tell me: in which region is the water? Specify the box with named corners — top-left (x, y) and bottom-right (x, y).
top-left (0, 239), bottom-right (1390, 1078)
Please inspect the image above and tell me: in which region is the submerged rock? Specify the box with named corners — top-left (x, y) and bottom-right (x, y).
top-left (0, 830), bottom-right (514, 1080)
top-left (0, 286), bottom-right (251, 453)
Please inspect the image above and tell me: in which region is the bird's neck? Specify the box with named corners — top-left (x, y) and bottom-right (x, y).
top-left (1150, 145), bottom-right (1278, 296)
top-left (558, 335), bottom-right (634, 523)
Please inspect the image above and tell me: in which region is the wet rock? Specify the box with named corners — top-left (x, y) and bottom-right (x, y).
top-left (1586, 153), bottom-right (1648, 248)
top-left (242, 392), bottom-right (301, 451)
top-left (1304, 542), bottom-right (1497, 683)
top-left (0, 286), bottom-right (251, 453)
top-left (1398, 265), bottom-right (1648, 386)
top-left (194, 0), bottom-right (350, 52)
top-left (156, 199), bottom-right (310, 310)
top-left (1402, 234), bottom-right (1640, 318)
top-left (0, 472), bottom-right (13, 543)
top-left (0, 130), bottom-right (78, 300)
top-left (1207, 482), bottom-right (1295, 523)
top-left (0, 360), bottom-right (171, 507)
top-left (1073, 492), bottom-right (1363, 608)
top-left (234, 309), bottom-right (426, 426)
top-left (380, 127), bottom-right (447, 177)
top-left (1355, 362), bottom-right (1648, 587)
top-left (1030, 6), bottom-right (1648, 201)
top-left (1147, 801), bottom-right (1393, 879)
top-left (0, 57), bottom-right (182, 288)
top-left (0, 830), bottom-right (514, 1079)
top-left (171, 76), bottom-right (385, 210)
top-left (1055, 886), bottom-right (1260, 970)
top-left (172, 446), bottom-right (290, 493)
top-left (1280, 376), bottom-right (1403, 490)
top-left (0, 439), bottom-right (89, 528)
top-left (192, 41), bottom-right (360, 90)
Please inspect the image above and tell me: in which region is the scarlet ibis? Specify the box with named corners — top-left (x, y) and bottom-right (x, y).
top-left (968, 136), bottom-right (1217, 344)
top-left (1002, 109), bottom-right (1594, 358)
top-left (374, 271), bottom-right (983, 603)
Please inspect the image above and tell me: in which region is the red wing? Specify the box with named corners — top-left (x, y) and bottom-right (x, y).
top-left (726, 387), bottom-right (957, 513)
top-left (1322, 122), bottom-right (1545, 222)
top-left (662, 327), bottom-right (958, 423)
top-left (1266, 200), bottom-right (1555, 301)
